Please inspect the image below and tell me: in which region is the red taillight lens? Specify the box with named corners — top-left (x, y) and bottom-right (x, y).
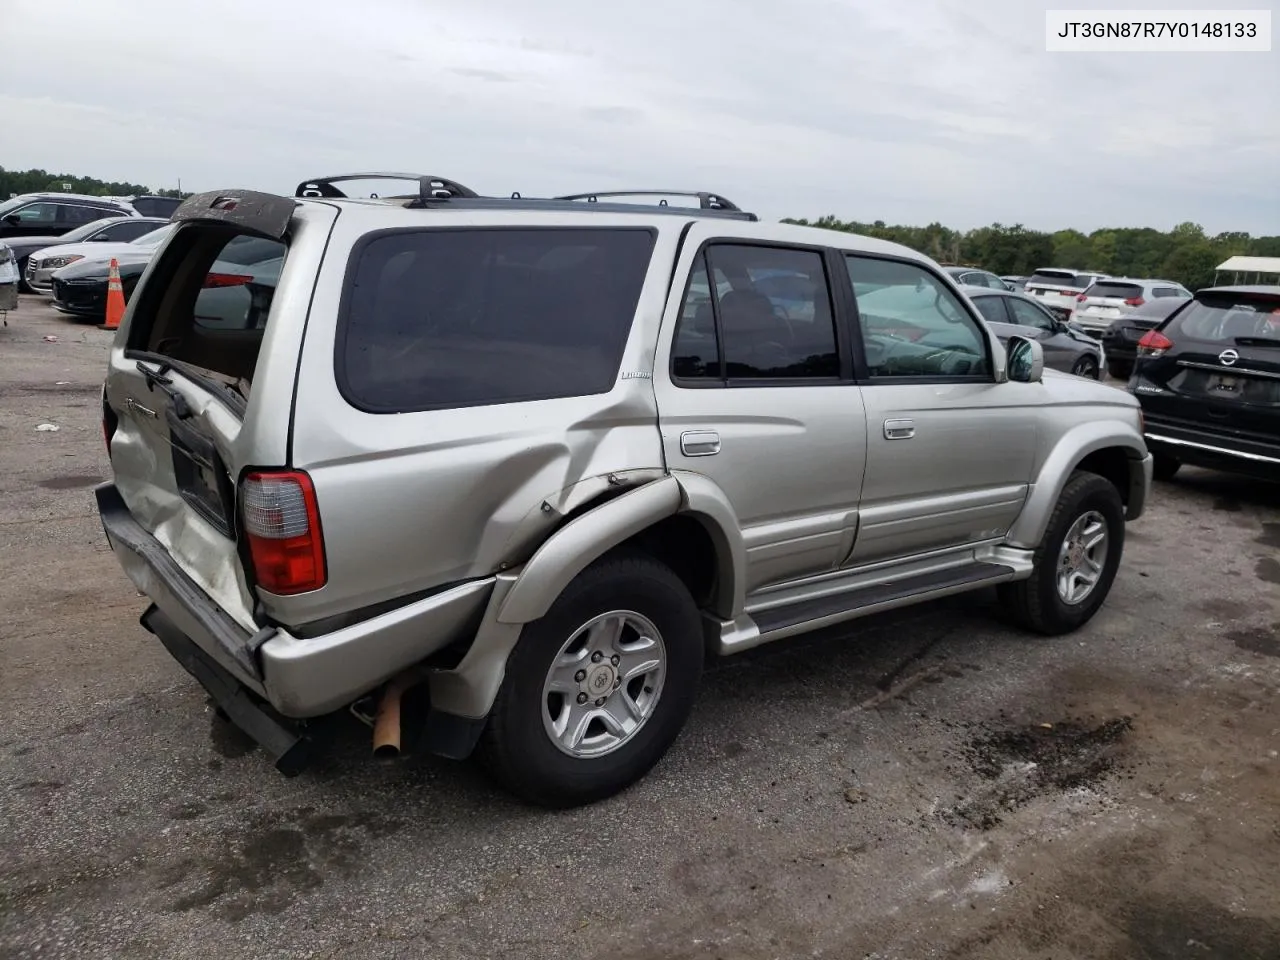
top-left (1124, 297), bottom-right (1145, 307)
top-left (240, 471), bottom-right (327, 595)
top-left (1076, 294), bottom-right (1088, 301)
top-left (102, 385), bottom-right (118, 453)
top-left (1137, 330), bottom-right (1174, 357)
top-left (203, 272), bottom-right (254, 288)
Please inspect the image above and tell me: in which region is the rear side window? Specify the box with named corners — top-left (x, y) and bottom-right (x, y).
top-left (100, 220), bottom-right (158, 242)
top-left (338, 228), bottom-right (656, 412)
top-left (1086, 281), bottom-right (1144, 300)
top-left (130, 228), bottom-right (288, 384)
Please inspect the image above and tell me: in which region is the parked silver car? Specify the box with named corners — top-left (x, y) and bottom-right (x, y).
top-left (965, 285), bottom-right (1106, 378)
top-left (1070, 277), bottom-right (1192, 334)
top-left (0, 242), bottom-right (18, 317)
top-left (96, 174), bottom-right (1152, 806)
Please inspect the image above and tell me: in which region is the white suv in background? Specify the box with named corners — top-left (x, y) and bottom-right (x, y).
top-left (1070, 278), bottom-right (1192, 335)
top-left (1023, 268), bottom-right (1110, 320)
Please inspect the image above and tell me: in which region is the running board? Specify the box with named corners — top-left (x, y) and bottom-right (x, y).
top-left (713, 561), bottom-right (1018, 655)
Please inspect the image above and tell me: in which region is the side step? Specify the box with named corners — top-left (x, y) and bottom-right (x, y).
top-left (750, 560), bottom-right (1016, 644)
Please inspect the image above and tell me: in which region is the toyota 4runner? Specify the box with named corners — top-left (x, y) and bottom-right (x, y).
top-left (97, 173), bottom-right (1153, 807)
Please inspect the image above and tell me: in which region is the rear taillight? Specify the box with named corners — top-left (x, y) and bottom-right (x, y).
top-left (102, 385), bottom-right (117, 453)
top-left (1137, 330), bottom-right (1174, 357)
top-left (203, 273), bottom-right (254, 288)
top-left (1077, 294), bottom-right (1088, 301)
top-left (1124, 297), bottom-right (1145, 307)
top-left (240, 471), bottom-right (327, 595)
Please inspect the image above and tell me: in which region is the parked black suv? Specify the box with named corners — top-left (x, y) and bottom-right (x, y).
top-left (0, 193), bottom-right (176, 240)
top-left (1100, 297), bottom-right (1189, 380)
top-left (1132, 286), bottom-right (1280, 481)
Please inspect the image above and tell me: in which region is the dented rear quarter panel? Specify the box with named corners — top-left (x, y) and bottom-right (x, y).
top-left (277, 206), bottom-right (682, 627)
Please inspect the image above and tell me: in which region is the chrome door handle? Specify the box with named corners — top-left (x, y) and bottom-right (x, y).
top-left (884, 418), bottom-right (915, 440)
top-left (680, 430), bottom-right (721, 457)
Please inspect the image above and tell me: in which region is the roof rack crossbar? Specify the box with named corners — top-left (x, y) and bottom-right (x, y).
top-left (553, 190), bottom-right (744, 212)
top-left (295, 173), bottom-right (479, 203)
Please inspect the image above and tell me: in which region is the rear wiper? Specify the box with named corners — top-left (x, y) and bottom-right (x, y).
top-left (135, 359), bottom-right (191, 419)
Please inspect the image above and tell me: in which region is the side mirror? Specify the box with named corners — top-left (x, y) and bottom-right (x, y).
top-left (2, 214), bottom-right (20, 226)
top-left (89, 234), bottom-right (113, 241)
top-left (1007, 335), bottom-right (1044, 383)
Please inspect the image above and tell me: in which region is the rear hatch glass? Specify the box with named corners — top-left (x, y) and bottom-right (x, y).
top-left (1083, 281), bottom-right (1144, 302)
top-left (1027, 270), bottom-right (1088, 290)
top-left (108, 224), bottom-right (291, 629)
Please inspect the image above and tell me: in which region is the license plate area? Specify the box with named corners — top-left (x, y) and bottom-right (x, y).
top-left (167, 409), bottom-right (235, 537)
top-left (1207, 373), bottom-right (1242, 395)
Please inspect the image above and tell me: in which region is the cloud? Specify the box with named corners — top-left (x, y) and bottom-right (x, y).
top-left (0, 0), bottom-right (1274, 234)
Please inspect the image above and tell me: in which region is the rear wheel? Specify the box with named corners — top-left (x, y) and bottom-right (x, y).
top-left (1106, 359), bottom-right (1133, 381)
top-left (1152, 454), bottom-right (1181, 481)
top-left (1071, 354), bottom-right (1100, 379)
top-left (999, 471), bottom-right (1125, 636)
top-left (481, 552), bottom-right (703, 808)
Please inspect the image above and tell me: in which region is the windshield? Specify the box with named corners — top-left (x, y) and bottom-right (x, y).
top-left (1166, 296), bottom-right (1280, 344)
top-left (59, 218), bottom-right (124, 242)
top-left (131, 225), bottom-right (176, 248)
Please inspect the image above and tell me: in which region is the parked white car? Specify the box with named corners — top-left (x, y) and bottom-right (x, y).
top-left (25, 224), bottom-right (176, 294)
top-left (1023, 268), bottom-right (1110, 320)
top-left (0, 242), bottom-right (19, 315)
top-left (1069, 278), bottom-right (1192, 335)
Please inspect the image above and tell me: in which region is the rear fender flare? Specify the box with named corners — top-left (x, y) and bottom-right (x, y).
top-left (1005, 422), bottom-right (1147, 549)
top-left (496, 476), bottom-right (682, 624)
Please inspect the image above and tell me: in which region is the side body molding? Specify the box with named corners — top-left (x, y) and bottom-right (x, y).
top-left (497, 476), bottom-right (682, 624)
top-left (1004, 421), bottom-right (1148, 549)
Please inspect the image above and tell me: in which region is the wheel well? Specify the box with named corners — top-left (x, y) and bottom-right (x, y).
top-left (1075, 447), bottom-right (1131, 505)
top-left (622, 514), bottom-right (719, 609)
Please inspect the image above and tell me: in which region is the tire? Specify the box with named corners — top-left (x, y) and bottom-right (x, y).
top-left (999, 471), bottom-right (1126, 636)
top-left (481, 551), bottom-right (703, 808)
top-left (1071, 354), bottom-right (1100, 379)
top-left (1106, 360), bottom-right (1133, 381)
top-left (1152, 454), bottom-right (1181, 482)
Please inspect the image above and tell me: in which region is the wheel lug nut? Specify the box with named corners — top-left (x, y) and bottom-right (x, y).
top-left (613, 678), bottom-right (621, 688)
top-left (591, 651), bottom-right (604, 663)
top-left (575, 670), bottom-right (586, 682)
top-left (576, 693), bottom-right (588, 704)
top-left (595, 698), bottom-right (606, 706)
top-left (611, 655), bottom-right (620, 666)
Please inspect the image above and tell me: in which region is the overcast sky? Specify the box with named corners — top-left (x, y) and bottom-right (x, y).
top-left (1, 0), bottom-right (1275, 235)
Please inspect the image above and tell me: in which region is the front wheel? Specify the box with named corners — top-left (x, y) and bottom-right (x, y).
top-left (481, 552), bottom-right (703, 807)
top-left (1152, 454), bottom-right (1181, 481)
top-left (999, 471), bottom-right (1126, 636)
top-left (1071, 354), bottom-right (1101, 379)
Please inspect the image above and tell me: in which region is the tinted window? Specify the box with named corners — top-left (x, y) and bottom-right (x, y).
top-left (973, 295), bottom-right (1009, 325)
top-left (848, 257), bottom-right (990, 378)
top-left (1151, 286), bottom-right (1186, 298)
top-left (339, 227), bottom-right (656, 411)
top-left (1085, 281), bottom-right (1144, 300)
top-left (6, 202), bottom-right (60, 224)
top-left (1007, 297), bottom-right (1056, 330)
top-left (63, 204), bottom-right (114, 225)
top-left (961, 272), bottom-right (994, 288)
top-left (1026, 270), bottom-right (1083, 288)
top-left (60, 218), bottom-right (122, 242)
top-left (100, 220), bottom-right (157, 241)
top-left (1165, 296), bottom-right (1280, 344)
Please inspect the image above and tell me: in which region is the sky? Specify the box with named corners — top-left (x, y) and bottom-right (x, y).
top-left (0, 0), bottom-right (1276, 235)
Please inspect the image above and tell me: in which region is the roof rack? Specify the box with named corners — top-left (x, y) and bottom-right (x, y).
top-left (553, 189), bottom-right (744, 212)
top-left (295, 173), bottom-right (479, 204)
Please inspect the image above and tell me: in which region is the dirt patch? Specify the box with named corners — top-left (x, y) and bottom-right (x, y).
top-left (1257, 522), bottom-right (1280, 549)
top-left (1229, 624), bottom-right (1280, 658)
top-left (948, 716), bottom-right (1134, 830)
top-left (1256, 558), bottom-right (1280, 585)
top-left (1121, 896), bottom-right (1280, 960)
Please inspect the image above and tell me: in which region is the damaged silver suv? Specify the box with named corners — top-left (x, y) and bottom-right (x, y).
top-left (97, 173), bottom-right (1152, 807)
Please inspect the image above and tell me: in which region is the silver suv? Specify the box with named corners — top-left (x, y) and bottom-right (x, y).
top-left (96, 174), bottom-right (1153, 807)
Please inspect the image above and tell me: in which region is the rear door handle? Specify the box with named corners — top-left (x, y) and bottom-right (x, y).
top-left (884, 418), bottom-right (915, 440)
top-left (680, 430), bottom-right (721, 457)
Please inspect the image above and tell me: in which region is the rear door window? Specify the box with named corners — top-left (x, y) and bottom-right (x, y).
top-left (337, 227), bottom-right (656, 412)
top-left (972, 295), bottom-right (1009, 325)
top-left (129, 229), bottom-right (288, 384)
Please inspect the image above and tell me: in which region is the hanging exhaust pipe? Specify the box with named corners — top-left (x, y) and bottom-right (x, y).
top-left (372, 670), bottom-right (422, 760)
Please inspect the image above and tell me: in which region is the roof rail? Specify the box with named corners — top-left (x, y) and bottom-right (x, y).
top-left (295, 173), bottom-right (479, 204)
top-left (553, 190), bottom-right (744, 212)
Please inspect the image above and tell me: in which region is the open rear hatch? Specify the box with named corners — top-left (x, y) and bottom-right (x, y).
top-left (102, 191), bottom-right (303, 635)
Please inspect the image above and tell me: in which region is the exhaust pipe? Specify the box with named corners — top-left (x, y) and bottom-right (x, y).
top-left (372, 671), bottom-right (421, 760)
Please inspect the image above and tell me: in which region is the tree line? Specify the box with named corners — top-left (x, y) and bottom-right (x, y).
top-left (1, 166), bottom-right (189, 202)
top-left (782, 217), bottom-right (1280, 291)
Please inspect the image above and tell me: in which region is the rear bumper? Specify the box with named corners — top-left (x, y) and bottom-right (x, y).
top-left (1143, 420), bottom-right (1280, 480)
top-left (96, 482), bottom-right (497, 719)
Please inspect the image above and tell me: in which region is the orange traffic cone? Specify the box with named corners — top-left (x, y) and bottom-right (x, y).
top-left (100, 258), bottom-right (126, 331)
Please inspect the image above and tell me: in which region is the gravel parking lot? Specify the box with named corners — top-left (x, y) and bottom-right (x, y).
top-left (2, 296), bottom-right (1278, 960)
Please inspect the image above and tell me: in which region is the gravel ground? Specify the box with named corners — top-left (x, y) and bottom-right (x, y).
top-left (2, 296), bottom-right (1278, 959)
